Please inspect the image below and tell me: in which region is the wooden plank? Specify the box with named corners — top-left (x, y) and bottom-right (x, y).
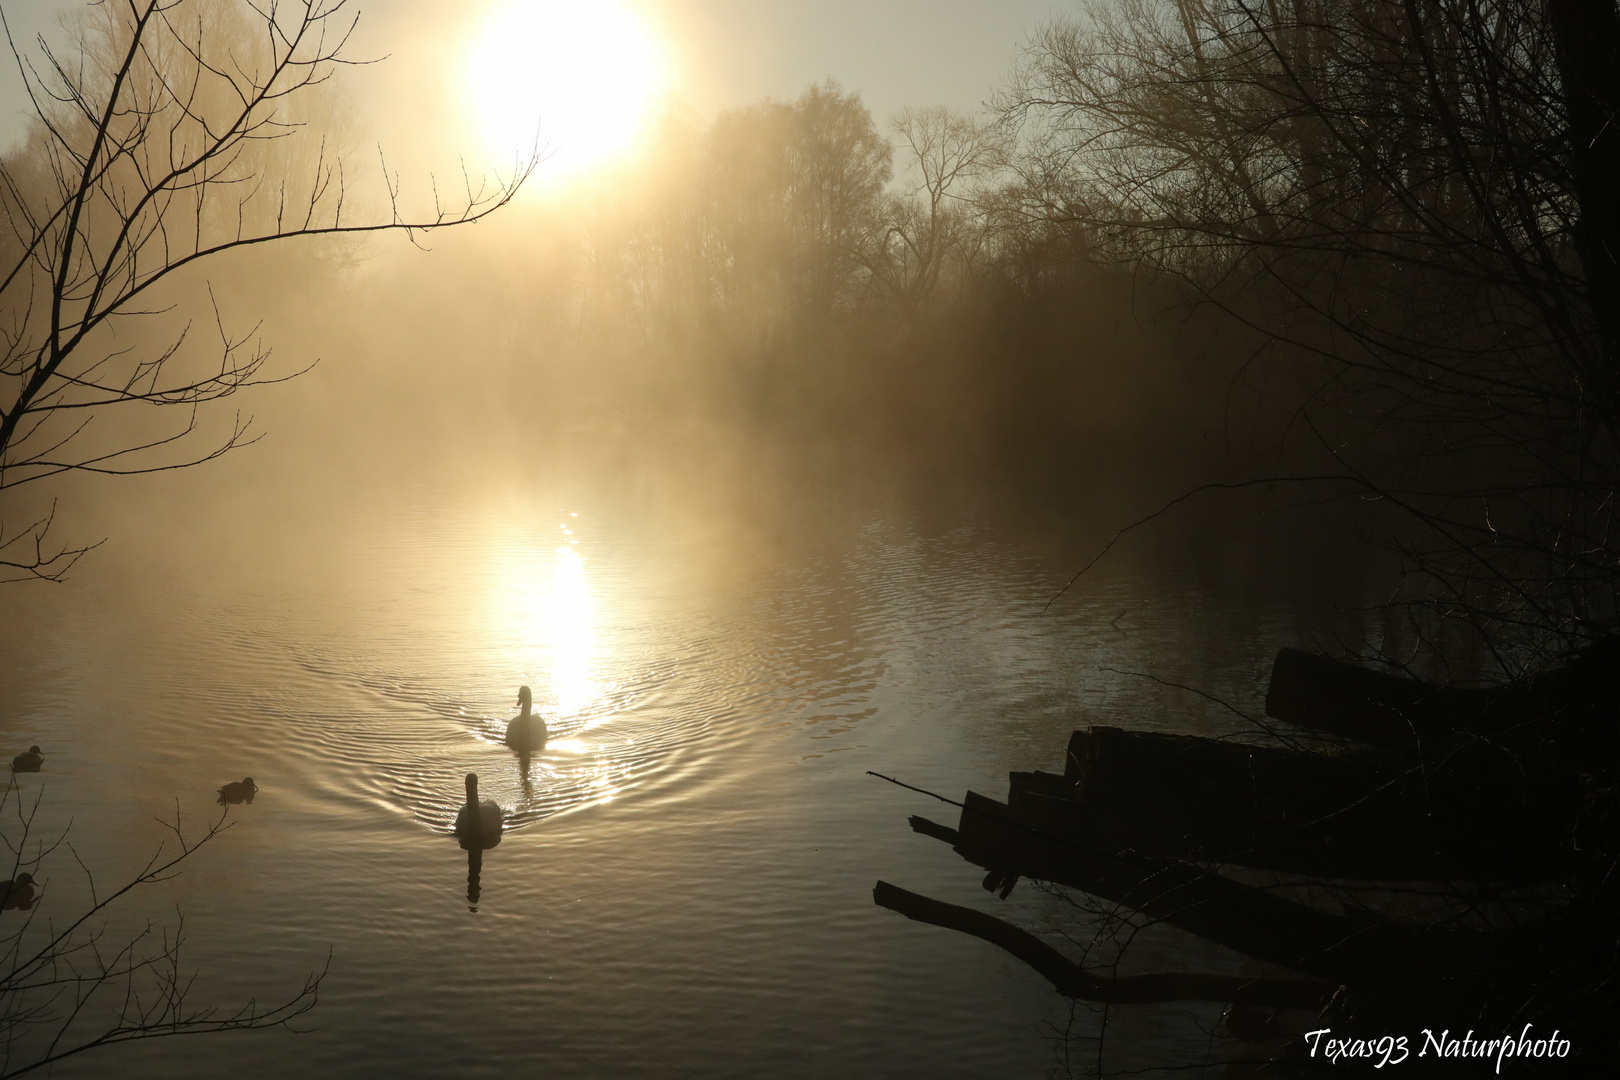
top-left (949, 789), bottom-right (1482, 1003)
top-left (1045, 727), bottom-right (1572, 879)
top-left (1263, 647), bottom-right (1501, 746)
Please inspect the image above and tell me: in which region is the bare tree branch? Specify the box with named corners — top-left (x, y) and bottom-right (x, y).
top-left (0, 0), bottom-right (538, 579)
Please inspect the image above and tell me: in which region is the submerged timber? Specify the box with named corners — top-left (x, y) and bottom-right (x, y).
top-left (875, 644), bottom-right (1619, 1068)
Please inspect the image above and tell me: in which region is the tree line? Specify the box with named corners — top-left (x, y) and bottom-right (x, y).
top-left (555, 0), bottom-right (1620, 678)
top-left (11, 1), bottom-right (1617, 680)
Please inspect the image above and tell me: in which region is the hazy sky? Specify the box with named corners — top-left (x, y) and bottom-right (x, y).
top-left (636, 0), bottom-right (1064, 118)
top-left (0, 0), bottom-right (1065, 168)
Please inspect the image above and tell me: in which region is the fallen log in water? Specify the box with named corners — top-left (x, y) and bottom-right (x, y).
top-left (872, 880), bottom-right (1335, 1007)
top-left (897, 796), bottom-right (1544, 1021)
top-left (1039, 727), bottom-right (1575, 879)
top-left (874, 641), bottom-right (1612, 1040)
top-left (1262, 646), bottom-right (1618, 750)
top-left (1266, 642), bottom-right (1620, 775)
top-left (1263, 647), bottom-right (1490, 746)
top-left (938, 792), bottom-right (1465, 1003)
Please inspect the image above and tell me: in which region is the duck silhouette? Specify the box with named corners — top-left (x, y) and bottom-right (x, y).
top-left (453, 773), bottom-right (503, 851)
top-left (504, 686), bottom-right (548, 753)
top-left (11, 746), bottom-right (42, 773)
top-left (216, 777), bottom-right (258, 805)
top-left (0, 873), bottom-right (36, 911)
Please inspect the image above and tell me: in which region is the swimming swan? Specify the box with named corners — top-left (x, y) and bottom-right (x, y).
top-left (454, 772), bottom-right (504, 850)
top-left (217, 777), bottom-right (258, 805)
top-left (504, 686), bottom-right (548, 752)
top-left (11, 746), bottom-right (42, 773)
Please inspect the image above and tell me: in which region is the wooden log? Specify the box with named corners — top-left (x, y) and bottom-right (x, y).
top-left (1045, 728), bottom-right (1571, 879)
top-left (872, 880), bottom-right (1335, 1007)
top-left (907, 815), bottom-right (959, 845)
top-left (1263, 647), bottom-right (1499, 746)
top-left (1265, 642), bottom-right (1620, 772)
top-left (1058, 729), bottom-right (1398, 819)
top-left (948, 789), bottom-right (1477, 1003)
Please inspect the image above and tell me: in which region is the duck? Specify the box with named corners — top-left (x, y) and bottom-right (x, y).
top-left (453, 772), bottom-right (503, 850)
top-left (216, 777), bottom-right (258, 805)
top-left (0, 873), bottom-right (35, 911)
top-left (504, 685), bottom-right (548, 753)
top-left (10, 746), bottom-right (42, 773)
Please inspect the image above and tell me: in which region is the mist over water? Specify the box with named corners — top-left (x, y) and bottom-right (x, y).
top-left (0, 15), bottom-right (1397, 1074)
top-left (0, 388), bottom-right (1383, 1077)
top-left (0, 178), bottom-right (1385, 1075)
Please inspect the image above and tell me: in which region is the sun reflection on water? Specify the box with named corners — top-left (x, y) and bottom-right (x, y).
top-left (546, 738), bottom-right (592, 755)
top-left (545, 542), bottom-right (597, 719)
top-left (497, 523), bottom-right (604, 724)
top-left (489, 521), bottom-right (630, 813)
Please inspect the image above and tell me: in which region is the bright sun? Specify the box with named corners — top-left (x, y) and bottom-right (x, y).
top-left (463, 0), bottom-right (668, 180)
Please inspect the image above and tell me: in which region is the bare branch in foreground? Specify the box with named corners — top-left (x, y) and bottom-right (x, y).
top-left (0, 783), bottom-right (326, 1077)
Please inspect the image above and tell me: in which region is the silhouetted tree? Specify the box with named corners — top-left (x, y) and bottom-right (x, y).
top-left (975, 4), bottom-right (1620, 1071)
top-left (0, 0), bottom-right (533, 582)
top-left (784, 81), bottom-right (892, 318)
top-left (998, 0), bottom-right (1620, 674)
top-left (860, 107), bottom-right (1005, 316)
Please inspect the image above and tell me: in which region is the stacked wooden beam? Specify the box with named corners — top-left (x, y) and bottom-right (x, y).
top-left (874, 647), bottom-right (1587, 1015)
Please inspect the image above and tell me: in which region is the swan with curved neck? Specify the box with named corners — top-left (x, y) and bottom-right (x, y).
top-left (505, 685), bottom-right (548, 752)
top-left (454, 772), bottom-right (503, 850)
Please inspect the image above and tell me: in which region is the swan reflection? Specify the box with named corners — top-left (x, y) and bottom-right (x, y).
top-left (465, 849), bottom-right (484, 911)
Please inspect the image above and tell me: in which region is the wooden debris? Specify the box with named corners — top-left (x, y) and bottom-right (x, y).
top-left (874, 880), bottom-right (1334, 1007)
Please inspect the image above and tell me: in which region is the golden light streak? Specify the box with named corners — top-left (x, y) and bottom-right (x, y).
top-left (545, 542), bottom-right (596, 717)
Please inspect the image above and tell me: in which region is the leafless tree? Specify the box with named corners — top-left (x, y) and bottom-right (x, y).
top-left (860, 107), bottom-right (1005, 316)
top-left (998, 0), bottom-right (1620, 677)
top-left (0, 0), bottom-right (535, 582)
top-left (0, 779), bottom-right (324, 1077)
top-left (971, 4), bottom-right (1620, 1070)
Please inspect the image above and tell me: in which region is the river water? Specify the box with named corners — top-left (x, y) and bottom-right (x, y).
top-left (0, 428), bottom-right (1371, 1078)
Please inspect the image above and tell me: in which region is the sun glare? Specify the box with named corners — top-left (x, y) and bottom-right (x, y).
top-left (494, 527), bottom-right (601, 724)
top-left (545, 542), bottom-right (596, 717)
top-left (463, 0), bottom-right (668, 180)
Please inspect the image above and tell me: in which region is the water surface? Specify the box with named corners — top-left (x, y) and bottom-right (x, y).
top-left (0, 446), bottom-right (1367, 1078)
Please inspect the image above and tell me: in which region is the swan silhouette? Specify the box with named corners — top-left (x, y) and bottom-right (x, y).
top-left (217, 777), bottom-right (257, 805)
top-left (504, 686), bottom-right (548, 753)
top-left (11, 746), bottom-right (42, 773)
top-left (453, 772), bottom-right (503, 850)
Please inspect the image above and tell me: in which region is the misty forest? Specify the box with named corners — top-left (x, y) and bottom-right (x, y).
top-left (0, 0), bottom-right (1616, 1076)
